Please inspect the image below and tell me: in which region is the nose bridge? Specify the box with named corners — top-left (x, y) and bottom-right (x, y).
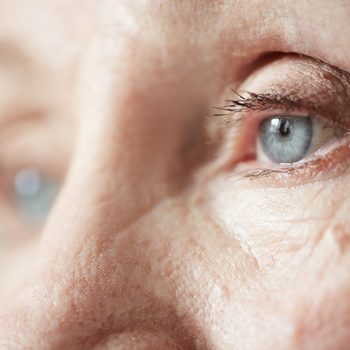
top-left (59, 25), bottom-right (209, 239)
top-left (37, 27), bottom-right (183, 292)
top-left (72, 27), bottom-right (197, 198)
top-left (0, 29), bottom-right (205, 349)
top-left (61, 33), bottom-right (182, 232)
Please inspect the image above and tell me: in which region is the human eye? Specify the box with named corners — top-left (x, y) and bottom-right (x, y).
top-left (257, 114), bottom-right (344, 164)
top-left (0, 116), bottom-right (67, 245)
top-left (1, 162), bottom-right (62, 244)
top-left (12, 168), bottom-right (59, 224)
top-left (214, 57), bottom-right (350, 185)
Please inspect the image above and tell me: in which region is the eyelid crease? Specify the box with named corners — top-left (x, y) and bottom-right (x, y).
top-left (213, 54), bottom-right (350, 130)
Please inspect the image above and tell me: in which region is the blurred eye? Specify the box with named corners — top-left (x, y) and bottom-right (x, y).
top-left (13, 168), bottom-right (59, 224)
top-left (256, 115), bottom-right (344, 164)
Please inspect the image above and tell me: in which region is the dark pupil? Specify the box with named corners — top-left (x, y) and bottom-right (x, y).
top-left (279, 119), bottom-right (291, 136)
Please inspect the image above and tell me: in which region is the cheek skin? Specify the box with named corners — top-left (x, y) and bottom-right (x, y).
top-left (0, 193), bottom-right (258, 349)
top-left (208, 172), bottom-right (350, 348)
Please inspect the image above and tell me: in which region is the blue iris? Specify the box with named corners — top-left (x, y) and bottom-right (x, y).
top-left (259, 116), bottom-right (313, 163)
top-left (14, 169), bottom-right (59, 224)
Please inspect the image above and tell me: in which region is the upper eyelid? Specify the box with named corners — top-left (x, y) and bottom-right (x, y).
top-left (211, 90), bottom-right (314, 131)
top-left (212, 55), bottom-right (350, 130)
top-left (211, 57), bottom-right (350, 182)
top-left (212, 89), bottom-right (349, 131)
top-left (213, 90), bottom-right (314, 114)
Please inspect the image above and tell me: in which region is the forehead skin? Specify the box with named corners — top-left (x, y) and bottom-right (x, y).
top-left (0, 0), bottom-right (349, 75)
top-left (0, 0), bottom-right (349, 349)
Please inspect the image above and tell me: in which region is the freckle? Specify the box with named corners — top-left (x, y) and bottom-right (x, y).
top-left (222, 285), bottom-right (231, 302)
top-left (322, 71), bottom-right (334, 82)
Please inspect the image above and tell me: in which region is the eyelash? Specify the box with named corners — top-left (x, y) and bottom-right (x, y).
top-left (212, 90), bottom-right (350, 181)
top-left (213, 89), bottom-right (341, 129)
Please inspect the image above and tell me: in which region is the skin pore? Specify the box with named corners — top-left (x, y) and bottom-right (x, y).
top-left (0, 0), bottom-right (350, 349)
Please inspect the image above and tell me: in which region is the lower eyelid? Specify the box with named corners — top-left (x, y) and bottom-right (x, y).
top-left (233, 138), bottom-right (350, 187)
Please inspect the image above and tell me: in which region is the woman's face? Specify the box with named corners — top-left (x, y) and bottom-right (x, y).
top-left (0, 1), bottom-right (350, 349)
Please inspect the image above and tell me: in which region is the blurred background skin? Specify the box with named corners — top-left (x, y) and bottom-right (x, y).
top-left (0, 0), bottom-right (350, 349)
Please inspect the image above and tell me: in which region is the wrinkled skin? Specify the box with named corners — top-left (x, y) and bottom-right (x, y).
top-left (0, 0), bottom-right (350, 349)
